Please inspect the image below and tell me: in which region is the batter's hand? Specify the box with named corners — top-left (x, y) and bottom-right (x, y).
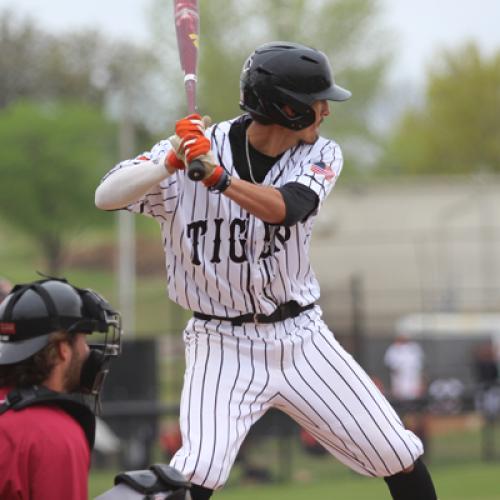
top-left (190, 152), bottom-right (230, 192)
top-left (182, 135), bottom-right (211, 164)
top-left (175, 114), bottom-right (212, 138)
top-left (165, 135), bottom-right (186, 172)
top-left (202, 163), bottom-right (229, 191)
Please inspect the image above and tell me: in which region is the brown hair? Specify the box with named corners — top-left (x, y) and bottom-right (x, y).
top-left (0, 331), bottom-right (77, 388)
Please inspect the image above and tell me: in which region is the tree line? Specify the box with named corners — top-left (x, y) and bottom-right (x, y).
top-left (0, 1), bottom-right (498, 274)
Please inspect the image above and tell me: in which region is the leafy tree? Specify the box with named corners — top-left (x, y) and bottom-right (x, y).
top-left (0, 11), bottom-right (167, 274)
top-left (0, 101), bottom-right (116, 274)
top-left (0, 10), bottom-right (166, 131)
top-left (0, 11), bottom-right (102, 107)
top-left (381, 43), bottom-right (500, 175)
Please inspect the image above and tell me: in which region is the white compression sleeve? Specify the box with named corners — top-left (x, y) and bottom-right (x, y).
top-left (95, 157), bottom-right (171, 211)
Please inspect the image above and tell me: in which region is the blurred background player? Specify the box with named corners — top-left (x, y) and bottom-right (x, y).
top-left (384, 332), bottom-right (426, 404)
top-left (472, 339), bottom-right (500, 425)
top-left (384, 332), bottom-right (428, 452)
top-left (473, 339), bottom-right (499, 392)
top-left (0, 277), bottom-right (122, 500)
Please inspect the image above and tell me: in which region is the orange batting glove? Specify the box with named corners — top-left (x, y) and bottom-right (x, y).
top-left (175, 114), bottom-right (204, 138)
top-left (182, 135), bottom-right (211, 165)
top-left (202, 164), bottom-right (230, 190)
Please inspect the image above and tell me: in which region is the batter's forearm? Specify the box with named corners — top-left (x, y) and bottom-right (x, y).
top-left (95, 160), bottom-right (171, 211)
top-left (223, 177), bottom-right (286, 224)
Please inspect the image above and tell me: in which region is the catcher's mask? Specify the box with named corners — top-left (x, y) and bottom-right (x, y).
top-left (240, 41), bottom-right (351, 130)
top-left (0, 277), bottom-right (122, 404)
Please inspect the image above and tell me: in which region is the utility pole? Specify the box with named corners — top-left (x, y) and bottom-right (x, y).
top-left (118, 117), bottom-right (136, 338)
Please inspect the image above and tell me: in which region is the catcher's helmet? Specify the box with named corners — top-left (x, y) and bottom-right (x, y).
top-left (0, 278), bottom-right (121, 395)
top-left (240, 41), bottom-right (351, 130)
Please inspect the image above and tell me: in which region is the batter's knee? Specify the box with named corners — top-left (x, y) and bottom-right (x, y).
top-left (368, 432), bottom-right (424, 478)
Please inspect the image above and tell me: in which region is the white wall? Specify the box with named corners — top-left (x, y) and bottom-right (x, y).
top-left (310, 175), bottom-right (500, 332)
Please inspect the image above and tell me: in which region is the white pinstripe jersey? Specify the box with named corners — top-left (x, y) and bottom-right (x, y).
top-left (104, 115), bottom-right (343, 317)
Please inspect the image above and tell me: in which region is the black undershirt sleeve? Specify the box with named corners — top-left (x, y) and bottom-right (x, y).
top-left (278, 182), bottom-right (319, 227)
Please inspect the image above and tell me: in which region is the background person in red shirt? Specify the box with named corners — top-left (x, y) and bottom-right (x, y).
top-left (0, 277), bottom-right (122, 500)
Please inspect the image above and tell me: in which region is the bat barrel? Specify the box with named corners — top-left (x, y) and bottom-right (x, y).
top-left (174, 0), bottom-right (199, 75)
top-left (174, 0), bottom-right (204, 179)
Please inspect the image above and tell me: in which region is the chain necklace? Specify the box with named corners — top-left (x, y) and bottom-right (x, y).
top-left (245, 129), bottom-right (278, 254)
top-left (245, 131), bottom-right (259, 185)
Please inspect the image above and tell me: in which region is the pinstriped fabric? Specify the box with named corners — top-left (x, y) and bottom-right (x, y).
top-left (171, 318), bottom-right (274, 489)
top-left (171, 308), bottom-right (423, 490)
top-left (273, 392), bottom-right (371, 473)
top-left (276, 309), bottom-right (422, 477)
top-left (101, 115), bottom-right (341, 317)
top-left (310, 327), bottom-right (422, 463)
top-left (100, 114), bottom-right (424, 491)
top-left (277, 333), bottom-right (385, 475)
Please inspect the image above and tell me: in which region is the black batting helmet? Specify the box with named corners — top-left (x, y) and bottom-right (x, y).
top-left (239, 41), bottom-right (351, 130)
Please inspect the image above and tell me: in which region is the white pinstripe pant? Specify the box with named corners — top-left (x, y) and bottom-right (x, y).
top-left (170, 306), bottom-right (423, 490)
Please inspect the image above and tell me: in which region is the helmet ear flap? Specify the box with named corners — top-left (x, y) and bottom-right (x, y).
top-left (240, 86), bottom-right (259, 115)
top-left (258, 87), bottom-right (316, 130)
top-left (240, 86), bottom-right (273, 125)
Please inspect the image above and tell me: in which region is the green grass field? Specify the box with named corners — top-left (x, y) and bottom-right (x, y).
top-left (89, 461), bottom-right (500, 499)
top-left (4, 221), bottom-right (500, 499)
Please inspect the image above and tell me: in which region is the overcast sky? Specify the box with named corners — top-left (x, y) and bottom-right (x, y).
top-left (1, 0), bottom-right (499, 86)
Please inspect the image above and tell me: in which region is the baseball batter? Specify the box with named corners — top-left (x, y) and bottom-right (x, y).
top-left (95, 42), bottom-right (437, 500)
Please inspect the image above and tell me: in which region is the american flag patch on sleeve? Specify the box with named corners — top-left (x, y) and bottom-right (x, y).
top-left (310, 161), bottom-right (335, 181)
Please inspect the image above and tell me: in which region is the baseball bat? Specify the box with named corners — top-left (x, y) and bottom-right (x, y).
top-left (173, 0), bottom-right (205, 181)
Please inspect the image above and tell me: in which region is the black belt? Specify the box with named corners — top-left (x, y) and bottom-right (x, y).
top-left (193, 301), bottom-right (314, 326)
